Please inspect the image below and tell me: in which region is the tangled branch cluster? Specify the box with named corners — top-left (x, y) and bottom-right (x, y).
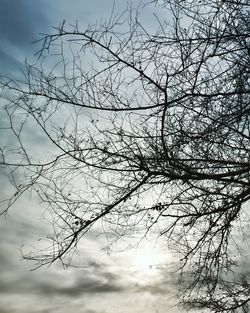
top-left (0, 0), bottom-right (250, 311)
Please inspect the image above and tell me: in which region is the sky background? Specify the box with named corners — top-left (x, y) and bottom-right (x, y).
top-left (0, 1), bottom-right (190, 312)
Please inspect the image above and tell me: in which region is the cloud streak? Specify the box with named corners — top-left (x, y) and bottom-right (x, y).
top-left (0, 0), bottom-right (51, 77)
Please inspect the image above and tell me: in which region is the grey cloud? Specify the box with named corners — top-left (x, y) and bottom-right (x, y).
top-left (0, 309), bottom-right (10, 313)
top-left (0, 210), bottom-right (48, 254)
top-left (0, 0), bottom-right (50, 77)
top-left (84, 310), bottom-right (104, 313)
top-left (31, 265), bottom-right (124, 297)
top-left (0, 49), bottom-right (23, 76)
top-left (0, 252), bottom-right (125, 299)
top-left (134, 284), bottom-right (167, 295)
top-left (35, 279), bottom-right (124, 297)
top-left (131, 262), bottom-right (181, 296)
top-left (0, 0), bottom-right (49, 48)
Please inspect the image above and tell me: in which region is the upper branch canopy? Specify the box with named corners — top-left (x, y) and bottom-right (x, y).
top-left (0, 0), bottom-right (250, 311)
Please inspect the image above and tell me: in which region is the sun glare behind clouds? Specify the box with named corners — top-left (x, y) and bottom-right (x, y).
top-left (132, 245), bottom-right (168, 284)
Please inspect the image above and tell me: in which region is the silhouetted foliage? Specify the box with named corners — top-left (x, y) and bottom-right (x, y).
top-left (1, 0), bottom-right (250, 311)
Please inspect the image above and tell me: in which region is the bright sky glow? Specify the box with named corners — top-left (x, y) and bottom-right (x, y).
top-left (128, 244), bottom-right (170, 287)
top-left (134, 246), bottom-right (163, 271)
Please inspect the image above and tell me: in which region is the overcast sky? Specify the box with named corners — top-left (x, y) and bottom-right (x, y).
top-left (0, 1), bottom-right (190, 312)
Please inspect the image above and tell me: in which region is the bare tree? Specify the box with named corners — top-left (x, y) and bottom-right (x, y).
top-left (0, 0), bottom-right (250, 311)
